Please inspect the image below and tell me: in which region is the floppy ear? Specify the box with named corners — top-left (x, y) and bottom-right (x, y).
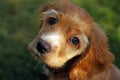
top-left (70, 27), bottom-right (114, 79)
top-left (88, 28), bottom-right (114, 69)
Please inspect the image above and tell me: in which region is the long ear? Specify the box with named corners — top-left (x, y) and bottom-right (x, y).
top-left (89, 27), bottom-right (114, 70)
top-left (70, 26), bottom-right (114, 79)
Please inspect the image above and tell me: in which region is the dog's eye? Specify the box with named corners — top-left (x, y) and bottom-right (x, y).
top-left (69, 37), bottom-right (79, 45)
top-left (47, 17), bottom-right (57, 25)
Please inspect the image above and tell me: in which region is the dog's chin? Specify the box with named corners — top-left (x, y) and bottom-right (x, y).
top-left (45, 55), bottom-right (81, 74)
top-left (32, 51), bottom-right (81, 73)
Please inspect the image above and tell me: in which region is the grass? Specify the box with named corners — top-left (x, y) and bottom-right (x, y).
top-left (0, 0), bottom-right (120, 80)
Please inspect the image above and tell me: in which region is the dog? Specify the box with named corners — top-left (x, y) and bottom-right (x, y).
top-left (28, 0), bottom-right (120, 80)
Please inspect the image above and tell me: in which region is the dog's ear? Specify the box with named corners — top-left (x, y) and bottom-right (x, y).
top-left (84, 29), bottom-right (114, 77)
top-left (88, 27), bottom-right (114, 71)
top-left (70, 27), bottom-right (114, 79)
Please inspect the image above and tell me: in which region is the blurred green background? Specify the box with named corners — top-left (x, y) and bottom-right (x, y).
top-left (0, 0), bottom-right (120, 80)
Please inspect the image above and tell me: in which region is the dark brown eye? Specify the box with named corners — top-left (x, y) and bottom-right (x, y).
top-left (69, 37), bottom-right (79, 45)
top-left (47, 17), bottom-right (57, 25)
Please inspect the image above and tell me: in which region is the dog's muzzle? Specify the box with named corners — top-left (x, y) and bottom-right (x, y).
top-left (36, 39), bottom-right (51, 54)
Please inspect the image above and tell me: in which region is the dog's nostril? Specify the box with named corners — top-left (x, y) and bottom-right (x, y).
top-left (36, 40), bottom-right (51, 54)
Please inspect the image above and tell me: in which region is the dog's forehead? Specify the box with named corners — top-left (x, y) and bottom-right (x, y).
top-left (42, 9), bottom-right (80, 22)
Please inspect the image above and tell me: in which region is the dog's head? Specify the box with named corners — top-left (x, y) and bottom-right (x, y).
top-left (28, 0), bottom-right (114, 77)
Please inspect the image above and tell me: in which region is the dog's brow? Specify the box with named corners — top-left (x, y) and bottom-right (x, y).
top-left (43, 9), bottom-right (58, 15)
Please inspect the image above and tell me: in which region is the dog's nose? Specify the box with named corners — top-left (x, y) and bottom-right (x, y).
top-left (36, 39), bottom-right (51, 54)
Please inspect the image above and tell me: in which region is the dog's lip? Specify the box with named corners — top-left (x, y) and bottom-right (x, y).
top-left (31, 48), bottom-right (41, 57)
top-left (31, 53), bottom-right (39, 59)
top-left (32, 51), bottom-right (39, 57)
top-left (28, 42), bottom-right (40, 56)
top-left (28, 44), bottom-right (41, 58)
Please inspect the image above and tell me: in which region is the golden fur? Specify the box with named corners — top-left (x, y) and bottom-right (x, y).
top-left (28, 0), bottom-right (120, 80)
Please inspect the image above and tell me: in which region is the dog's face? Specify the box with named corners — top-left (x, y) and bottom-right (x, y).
top-left (29, 1), bottom-right (114, 78)
top-left (28, 8), bottom-right (90, 68)
top-left (28, 1), bottom-right (114, 70)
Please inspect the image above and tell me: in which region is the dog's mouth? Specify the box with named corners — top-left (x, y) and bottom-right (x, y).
top-left (29, 44), bottom-right (81, 71)
top-left (29, 41), bottom-right (82, 74)
top-left (46, 55), bottom-right (81, 74)
top-left (30, 47), bottom-right (82, 72)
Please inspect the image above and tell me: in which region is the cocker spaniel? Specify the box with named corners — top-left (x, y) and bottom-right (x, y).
top-left (28, 0), bottom-right (120, 80)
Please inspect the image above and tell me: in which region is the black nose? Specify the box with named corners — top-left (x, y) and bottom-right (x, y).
top-left (36, 39), bottom-right (51, 54)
